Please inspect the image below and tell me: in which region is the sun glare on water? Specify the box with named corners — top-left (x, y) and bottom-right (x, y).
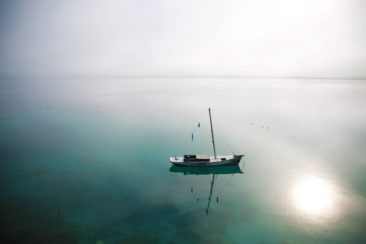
top-left (292, 176), bottom-right (334, 216)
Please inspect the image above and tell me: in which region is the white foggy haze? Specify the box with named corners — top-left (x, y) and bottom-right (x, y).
top-left (0, 0), bottom-right (365, 78)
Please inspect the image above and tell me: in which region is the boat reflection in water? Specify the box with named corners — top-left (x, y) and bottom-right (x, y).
top-left (169, 165), bottom-right (244, 215)
top-left (169, 165), bottom-right (243, 175)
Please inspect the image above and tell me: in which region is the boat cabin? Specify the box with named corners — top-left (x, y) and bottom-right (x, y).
top-left (184, 155), bottom-right (210, 161)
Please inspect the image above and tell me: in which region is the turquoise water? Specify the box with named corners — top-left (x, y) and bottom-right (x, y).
top-left (1, 78), bottom-right (366, 243)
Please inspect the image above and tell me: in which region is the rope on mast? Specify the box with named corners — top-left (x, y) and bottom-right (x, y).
top-left (216, 120), bottom-right (235, 155)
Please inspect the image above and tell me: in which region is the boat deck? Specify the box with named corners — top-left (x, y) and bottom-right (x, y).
top-left (169, 155), bottom-right (243, 166)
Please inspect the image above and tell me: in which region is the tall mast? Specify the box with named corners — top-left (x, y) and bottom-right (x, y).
top-left (208, 108), bottom-right (217, 159)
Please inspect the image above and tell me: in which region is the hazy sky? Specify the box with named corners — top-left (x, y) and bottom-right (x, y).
top-left (0, 0), bottom-right (365, 78)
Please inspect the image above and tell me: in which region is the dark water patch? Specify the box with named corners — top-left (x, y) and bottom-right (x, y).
top-left (0, 147), bottom-right (27, 161)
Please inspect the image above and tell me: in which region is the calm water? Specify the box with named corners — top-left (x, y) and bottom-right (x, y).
top-left (1, 78), bottom-right (366, 243)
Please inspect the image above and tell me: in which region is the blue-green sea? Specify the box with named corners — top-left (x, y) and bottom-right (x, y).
top-left (1, 78), bottom-right (366, 243)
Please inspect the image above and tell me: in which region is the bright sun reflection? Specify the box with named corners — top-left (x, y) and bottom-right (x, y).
top-left (292, 176), bottom-right (334, 215)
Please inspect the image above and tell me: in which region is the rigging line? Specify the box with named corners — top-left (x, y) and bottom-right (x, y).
top-left (213, 174), bottom-right (232, 202)
top-left (215, 170), bottom-right (243, 198)
top-left (174, 127), bottom-right (196, 156)
top-left (175, 126), bottom-right (199, 155)
top-left (174, 112), bottom-right (208, 155)
top-left (174, 125), bottom-right (198, 156)
top-left (215, 120), bottom-right (235, 155)
top-left (215, 161), bottom-right (246, 197)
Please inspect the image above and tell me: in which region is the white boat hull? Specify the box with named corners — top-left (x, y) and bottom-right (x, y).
top-left (169, 155), bottom-right (243, 167)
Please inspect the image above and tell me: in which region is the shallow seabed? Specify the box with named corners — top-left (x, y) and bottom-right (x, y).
top-left (1, 78), bottom-right (366, 243)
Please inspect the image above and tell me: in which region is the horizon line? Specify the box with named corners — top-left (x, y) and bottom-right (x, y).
top-left (0, 74), bottom-right (365, 81)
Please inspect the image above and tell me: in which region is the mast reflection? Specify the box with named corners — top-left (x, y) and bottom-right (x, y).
top-left (169, 165), bottom-right (243, 214)
top-left (169, 165), bottom-right (243, 175)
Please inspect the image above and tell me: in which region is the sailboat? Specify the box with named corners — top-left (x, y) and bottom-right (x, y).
top-left (169, 108), bottom-right (243, 167)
